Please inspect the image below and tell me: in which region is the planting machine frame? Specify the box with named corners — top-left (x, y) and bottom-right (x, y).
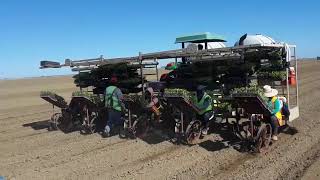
top-left (41, 93), bottom-right (106, 134)
top-left (40, 34), bottom-right (299, 152)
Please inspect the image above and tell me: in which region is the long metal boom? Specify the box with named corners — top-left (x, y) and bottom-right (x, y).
top-left (40, 43), bottom-right (288, 69)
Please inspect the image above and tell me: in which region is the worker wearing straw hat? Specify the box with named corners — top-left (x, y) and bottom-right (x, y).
top-left (263, 85), bottom-right (282, 141)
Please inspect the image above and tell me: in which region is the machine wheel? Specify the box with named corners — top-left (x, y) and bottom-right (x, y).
top-left (254, 123), bottom-right (272, 153)
top-left (119, 128), bottom-right (128, 139)
top-left (79, 106), bottom-right (98, 134)
top-left (50, 112), bottom-right (72, 132)
top-left (119, 120), bottom-right (132, 139)
top-left (185, 120), bottom-right (202, 145)
top-left (81, 117), bottom-right (97, 134)
top-left (80, 116), bottom-right (97, 134)
top-left (131, 116), bottom-right (149, 138)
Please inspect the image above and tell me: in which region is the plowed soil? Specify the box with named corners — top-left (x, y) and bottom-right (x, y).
top-left (1, 61), bottom-right (320, 180)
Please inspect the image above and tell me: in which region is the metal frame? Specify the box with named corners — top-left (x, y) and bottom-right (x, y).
top-left (288, 45), bottom-right (299, 121)
top-left (40, 43), bottom-right (300, 121)
top-left (40, 43), bottom-right (288, 69)
top-left (40, 43), bottom-right (292, 90)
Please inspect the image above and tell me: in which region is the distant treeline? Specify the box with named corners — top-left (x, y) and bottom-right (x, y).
top-left (298, 58), bottom-right (319, 60)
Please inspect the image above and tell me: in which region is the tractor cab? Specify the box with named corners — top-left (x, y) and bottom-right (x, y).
top-left (175, 32), bottom-right (226, 50)
top-left (160, 32), bottom-right (227, 87)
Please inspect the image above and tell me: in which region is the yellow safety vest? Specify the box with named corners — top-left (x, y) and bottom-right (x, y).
top-left (196, 93), bottom-right (213, 115)
top-left (105, 86), bottom-right (122, 112)
top-left (271, 96), bottom-right (283, 126)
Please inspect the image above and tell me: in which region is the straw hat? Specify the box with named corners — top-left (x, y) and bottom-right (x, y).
top-left (263, 85), bottom-right (278, 97)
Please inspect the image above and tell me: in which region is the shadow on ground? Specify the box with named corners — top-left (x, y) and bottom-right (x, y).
top-left (22, 119), bottom-right (51, 130)
top-left (281, 125), bottom-right (299, 135)
top-left (198, 122), bottom-right (248, 152)
top-left (22, 119), bottom-right (299, 153)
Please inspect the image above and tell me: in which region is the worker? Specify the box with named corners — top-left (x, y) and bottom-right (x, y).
top-left (263, 85), bottom-right (282, 141)
top-left (102, 76), bottom-right (125, 137)
top-left (144, 87), bottom-right (161, 123)
top-left (278, 96), bottom-right (290, 120)
top-left (194, 85), bottom-right (214, 135)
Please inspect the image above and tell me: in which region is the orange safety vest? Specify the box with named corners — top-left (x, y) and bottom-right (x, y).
top-left (151, 98), bottom-right (161, 116)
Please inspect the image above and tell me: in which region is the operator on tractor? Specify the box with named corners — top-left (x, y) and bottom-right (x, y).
top-left (263, 85), bottom-right (282, 141)
top-left (102, 76), bottom-right (125, 137)
top-left (194, 85), bottom-right (214, 135)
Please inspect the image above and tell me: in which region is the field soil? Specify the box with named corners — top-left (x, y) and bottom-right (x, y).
top-left (1, 61), bottom-right (320, 180)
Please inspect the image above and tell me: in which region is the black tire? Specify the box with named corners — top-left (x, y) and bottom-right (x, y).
top-left (50, 113), bottom-right (72, 132)
top-left (50, 113), bottom-right (61, 130)
top-left (254, 123), bottom-right (272, 153)
top-left (185, 120), bottom-right (202, 145)
top-left (80, 116), bottom-right (97, 134)
top-left (132, 116), bottom-right (149, 138)
top-left (119, 128), bottom-right (128, 139)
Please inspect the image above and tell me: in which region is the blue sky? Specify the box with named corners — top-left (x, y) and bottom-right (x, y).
top-left (0, 0), bottom-right (319, 78)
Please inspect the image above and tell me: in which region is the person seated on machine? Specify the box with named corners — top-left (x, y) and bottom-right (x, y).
top-left (194, 85), bottom-right (214, 135)
top-left (144, 87), bottom-right (161, 123)
top-left (278, 96), bottom-right (290, 121)
top-left (263, 85), bottom-right (282, 141)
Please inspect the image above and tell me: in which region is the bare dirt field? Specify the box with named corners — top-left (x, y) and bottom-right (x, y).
top-left (1, 61), bottom-right (320, 180)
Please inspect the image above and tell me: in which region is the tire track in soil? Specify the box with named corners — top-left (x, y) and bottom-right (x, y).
top-left (16, 140), bottom-right (165, 179)
top-left (201, 153), bottom-right (257, 180)
top-left (0, 109), bottom-right (51, 121)
top-left (0, 116), bottom-right (51, 134)
top-left (0, 112), bottom-right (50, 127)
top-left (0, 104), bottom-right (50, 116)
top-left (0, 130), bottom-right (52, 143)
top-left (63, 143), bottom-right (185, 180)
top-left (279, 140), bottom-right (320, 179)
top-left (29, 139), bottom-right (133, 170)
top-left (202, 134), bottom-right (295, 180)
top-left (0, 118), bottom-right (52, 141)
top-left (0, 131), bottom-right (90, 160)
top-left (297, 65), bottom-right (319, 81)
top-left (297, 76), bottom-right (320, 91)
top-left (108, 145), bottom-right (186, 179)
top-left (0, 137), bottom-right (133, 178)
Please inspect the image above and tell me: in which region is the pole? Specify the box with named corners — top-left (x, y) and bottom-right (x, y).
top-left (155, 58), bottom-right (159, 81)
top-left (139, 52), bottom-right (144, 93)
top-left (182, 43), bottom-right (185, 63)
top-left (78, 66), bottom-right (82, 92)
top-left (295, 47), bottom-right (298, 108)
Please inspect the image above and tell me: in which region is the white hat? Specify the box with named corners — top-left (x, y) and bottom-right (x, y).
top-left (263, 85), bottom-right (278, 97)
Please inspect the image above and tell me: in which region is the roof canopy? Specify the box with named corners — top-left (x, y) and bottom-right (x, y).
top-left (175, 32), bottom-right (226, 43)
